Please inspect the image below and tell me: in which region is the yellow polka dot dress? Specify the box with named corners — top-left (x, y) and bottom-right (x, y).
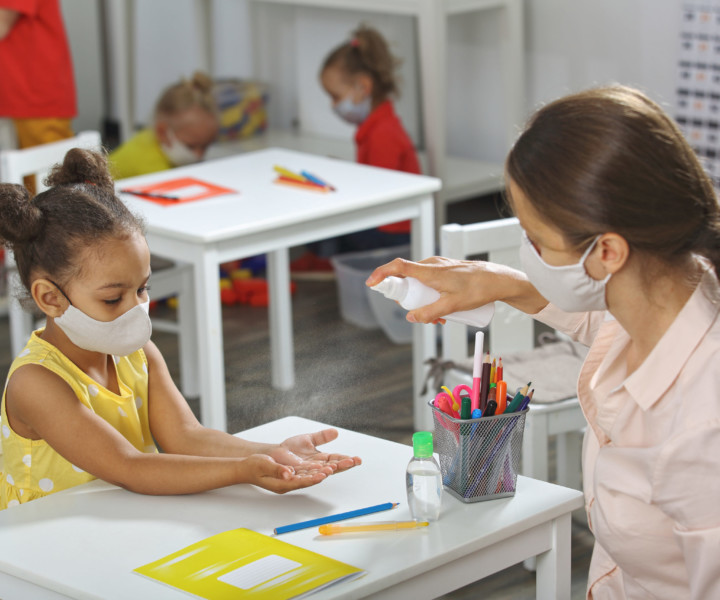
top-left (0, 331), bottom-right (157, 510)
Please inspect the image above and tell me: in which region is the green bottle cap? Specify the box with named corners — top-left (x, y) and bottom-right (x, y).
top-left (412, 431), bottom-right (434, 458)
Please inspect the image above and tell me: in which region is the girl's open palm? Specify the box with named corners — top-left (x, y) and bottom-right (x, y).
top-left (271, 429), bottom-right (362, 473)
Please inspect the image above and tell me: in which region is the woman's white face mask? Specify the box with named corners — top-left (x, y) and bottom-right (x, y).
top-left (53, 284), bottom-right (152, 356)
top-left (519, 231), bottom-right (611, 312)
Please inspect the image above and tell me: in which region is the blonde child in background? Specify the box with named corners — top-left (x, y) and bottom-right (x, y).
top-left (291, 25), bottom-right (421, 276)
top-left (0, 149), bottom-right (361, 510)
top-left (109, 71), bottom-right (220, 179)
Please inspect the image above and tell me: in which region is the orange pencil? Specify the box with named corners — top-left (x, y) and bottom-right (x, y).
top-left (274, 177), bottom-right (330, 192)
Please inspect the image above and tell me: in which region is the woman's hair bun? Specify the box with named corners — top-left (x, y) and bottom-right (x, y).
top-left (0, 183), bottom-right (44, 244)
top-left (45, 148), bottom-right (114, 193)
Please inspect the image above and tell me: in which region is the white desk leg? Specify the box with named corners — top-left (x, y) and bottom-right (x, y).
top-left (267, 248), bottom-right (294, 390)
top-left (194, 251), bottom-right (227, 431)
top-left (412, 193), bottom-right (436, 431)
top-left (417, 0), bottom-right (447, 227)
top-left (178, 265), bottom-right (200, 398)
top-left (500, 0), bottom-right (526, 149)
top-left (535, 513), bottom-right (572, 600)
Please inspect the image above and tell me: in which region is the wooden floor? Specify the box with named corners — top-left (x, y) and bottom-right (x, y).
top-left (0, 196), bottom-right (594, 599)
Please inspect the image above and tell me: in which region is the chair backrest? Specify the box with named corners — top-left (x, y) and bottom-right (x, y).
top-left (440, 218), bottom-right (534, 362)
top-left (0, 130), bottom-right (102, 192)
top-left (0, 131), bottom-right (103, 274)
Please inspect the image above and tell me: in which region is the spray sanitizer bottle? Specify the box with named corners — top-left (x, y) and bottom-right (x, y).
top-left (371, 276), bottom-right (494, 327)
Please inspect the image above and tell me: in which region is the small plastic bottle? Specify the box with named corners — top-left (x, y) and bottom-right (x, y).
top-left (406, 431), bottom-right (443, 522)
top-left (371, 276), bottom-right (494, 328)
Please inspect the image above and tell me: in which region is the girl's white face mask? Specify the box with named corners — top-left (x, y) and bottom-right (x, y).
top-left (161, 129), bottom-right (201, 167)
top-left (54, 290), bottom-right (152, 356)
top-left (519, 231), bottom-right (611, 312)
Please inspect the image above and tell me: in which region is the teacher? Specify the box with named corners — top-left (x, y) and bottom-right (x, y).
top-left (367, 85), bottom-right (720, 599)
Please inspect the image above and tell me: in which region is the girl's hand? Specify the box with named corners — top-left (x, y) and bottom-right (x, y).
top-left (240, 454), bottom-right (334, 494)
top-left (365, 256), bottom-right (547, 321)
top-left (270, 429), bottom-right (362, 474)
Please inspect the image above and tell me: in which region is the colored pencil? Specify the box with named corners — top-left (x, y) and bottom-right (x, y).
top-left (273, 502), bottom-right (399, 535)
top-left (319, 521), bottom-right (428, 535)
top-left (274, 177), bottom-right (330, 192)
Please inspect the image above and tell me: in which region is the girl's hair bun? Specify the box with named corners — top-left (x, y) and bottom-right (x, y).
top-left (0, 183), bottom-right (44, 245)
top-left (45, 148), bottom-right (115, 193)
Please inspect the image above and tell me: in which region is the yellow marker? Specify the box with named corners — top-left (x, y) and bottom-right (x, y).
top-left (318, 521), bottom-right (429, 535)
top-left (273, 165), bottom-right (306, 182)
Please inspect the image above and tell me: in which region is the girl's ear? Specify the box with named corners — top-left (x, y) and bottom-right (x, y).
top-left (354, 72), bottom-right (374, 100)
top-left (31, 279), bottom-right (68, 318)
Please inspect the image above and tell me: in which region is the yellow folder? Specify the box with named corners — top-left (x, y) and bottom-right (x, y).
top-left (134, 528), bottom-right (365, 599)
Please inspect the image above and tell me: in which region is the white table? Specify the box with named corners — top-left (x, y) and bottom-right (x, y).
top-left (103, 0), bottom-right (523, 225)
top-left (117, 148), bottom-right (439, 431)
top-left (0, 416), bottom-right (584, 600)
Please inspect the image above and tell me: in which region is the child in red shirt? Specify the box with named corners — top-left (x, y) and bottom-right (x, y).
top-left (291, 25), bottom-right (421, 276)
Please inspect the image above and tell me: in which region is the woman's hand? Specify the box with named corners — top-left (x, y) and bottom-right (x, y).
top-left (366, 256), bottom-right (544, 323)
top-left (269, 428), bottom-right (361, 474)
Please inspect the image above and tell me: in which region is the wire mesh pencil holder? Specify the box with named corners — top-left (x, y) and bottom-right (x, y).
top-left (430, 402), bottom-right (528, 503)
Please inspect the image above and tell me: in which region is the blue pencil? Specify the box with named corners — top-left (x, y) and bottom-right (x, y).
top-left (300, 170), bottom-right (336, 190)
top-left (273, 502), bottom-right (399, 535)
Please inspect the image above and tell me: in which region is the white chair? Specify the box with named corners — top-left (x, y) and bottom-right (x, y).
top-left (439, 218), bottom-right (587, 492)
top-left (0, 132), bottom-right (198, 396)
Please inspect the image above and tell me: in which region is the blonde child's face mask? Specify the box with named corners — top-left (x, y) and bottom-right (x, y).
top-left (161, 129), bottom-right (202, 167)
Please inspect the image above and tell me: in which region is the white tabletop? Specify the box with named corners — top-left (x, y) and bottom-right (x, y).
top-left (117, 147), bottom-right (441, 245)
top-left (0, 417), bottom-right (583, 600)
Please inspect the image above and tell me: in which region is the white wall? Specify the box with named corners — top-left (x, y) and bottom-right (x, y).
top-left (66, 0), bottom-right (683, 162)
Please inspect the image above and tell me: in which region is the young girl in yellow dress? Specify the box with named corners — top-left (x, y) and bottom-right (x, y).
top-left (0, 149), bottom-right (360, 509)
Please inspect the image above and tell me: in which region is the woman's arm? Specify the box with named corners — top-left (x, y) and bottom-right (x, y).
top-left (4, 365), bottom-right (337, 495)
top-left (366, 256), bottom-right (549, 323)
top-left (144, 341), bottom-right (360, 472)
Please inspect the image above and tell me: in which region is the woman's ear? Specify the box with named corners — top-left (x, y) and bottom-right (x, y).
top-left (597, 233), bottom-right (629, 276)
top-left (31, 279), bottom-right (68, 318)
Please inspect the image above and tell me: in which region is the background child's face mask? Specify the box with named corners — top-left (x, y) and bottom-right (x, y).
top-left (161, 129), bottom-right (201, 167)
top-left (333, 92), bottom-right (371, 125)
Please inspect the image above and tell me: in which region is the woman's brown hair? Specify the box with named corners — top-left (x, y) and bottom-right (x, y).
top-left (0, 149), bottom-right (144, 301)
top-left (322, 24), bottom-right (400, 103)
top-left (506, 85), bottom-right (720, 276)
